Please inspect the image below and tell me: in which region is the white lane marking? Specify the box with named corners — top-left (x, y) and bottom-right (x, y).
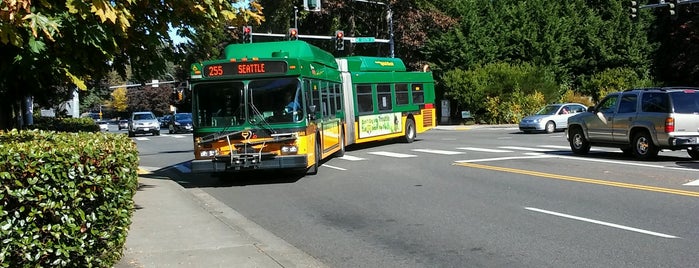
top-left (135, 137), bottom-right (150, 141)
top-left (538, 145), bottom-right (611, 152)
top-left (454, 155), bottom-right (556, 163)
top-left (684, 179), bottom-right (699, 186)
top-left (457, 147), bottom-right (514, 153)
top-left (322, 164), bottom-right (347, 171)
top-left (170, 135), bottom-right (186, 138)
top-left (538, 145), bottom-right (573, 150)
top-left (499, 146), bottom-right (556, 152)
top-left (339, 155), bottom-right (366, 161)
top-left (368, 151), bottom-right (418, 158)
top-left (554, 154), bottom-right (699, 172)
top-left (525, 207), bottom-right (679, 239)
top-left (411, 149), bottom-right (465, 155)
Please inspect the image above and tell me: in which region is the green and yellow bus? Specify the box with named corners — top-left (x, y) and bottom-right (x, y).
top-left (189, 40), bottom-right (435, 174)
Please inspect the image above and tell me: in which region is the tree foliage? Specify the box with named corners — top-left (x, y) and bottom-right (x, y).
top-left (0, 0), bottom-right (263, 130)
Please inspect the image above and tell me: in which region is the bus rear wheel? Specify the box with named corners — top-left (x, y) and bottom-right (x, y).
top-left (403, 119), bottom-right (416, 143)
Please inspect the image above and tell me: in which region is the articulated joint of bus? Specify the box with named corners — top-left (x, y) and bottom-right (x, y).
top-left (192, 131), bottom-right (307, 172)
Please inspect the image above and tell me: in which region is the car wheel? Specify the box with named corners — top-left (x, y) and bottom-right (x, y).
top-left (403, 119), bottom-right (416, 143)
top-left (545, 121), bottom-right (555, 133)
top-left (632, 132), bottom-right (658, 160)
top-left (687, 147), bottom-right (699, 160)
top-left (154, 130), bottom-right (160, 136)
top-left (569, 127), bottom-right (590, 154)
top-left (128, 131), bottom-right (135, 137)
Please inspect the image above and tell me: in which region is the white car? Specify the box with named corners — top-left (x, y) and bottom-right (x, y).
top-left (128, 111), bottom-right (160, 137)
top-left (519, 103), bottom-right (587, 133)
top-left (96, 121), bottom-right (109, 131)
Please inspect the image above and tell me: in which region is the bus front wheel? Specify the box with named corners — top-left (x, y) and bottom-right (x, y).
top-left (307, 136), bottom-right (321, 175)
top-left (403, 119), bottom-right (416, 143)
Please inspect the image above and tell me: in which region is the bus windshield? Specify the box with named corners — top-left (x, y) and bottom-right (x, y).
top-left (193, 78), bottom-right (302, 128)
top-left (193, 81), bottom-right (245, 127)
top-left (248, 78), bottom-right (302, 124)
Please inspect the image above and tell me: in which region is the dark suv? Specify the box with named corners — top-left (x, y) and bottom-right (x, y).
top-left (567, 87), bottom-right (699, 160)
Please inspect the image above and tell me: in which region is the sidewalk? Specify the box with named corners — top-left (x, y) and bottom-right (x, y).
top-left (115, 176), bottom-right (327, 268)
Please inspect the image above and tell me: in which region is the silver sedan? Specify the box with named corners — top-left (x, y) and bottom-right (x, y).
top-left (519, 103), bottom-right (587, 133)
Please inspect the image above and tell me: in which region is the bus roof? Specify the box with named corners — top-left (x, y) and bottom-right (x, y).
top-left (341, 56), bottom-right (406, 72)
top-left (222, 41), bottom-right (338, 69)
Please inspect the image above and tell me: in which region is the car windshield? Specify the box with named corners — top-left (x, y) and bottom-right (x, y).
top-left (134, 113), bottom-right (155, 120)
top-left (535, 105), bottom-right (561, 115)
top-left (175, 113), bottom-right (191, 120)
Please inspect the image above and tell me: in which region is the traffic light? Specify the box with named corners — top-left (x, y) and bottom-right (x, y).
top-left (334, 30), bottom-right (344, 51)
top-left (288, 28), bottom-right (298, 41)
top-left (669, 0), bottom-right (678, 16)
top-left (629, 1), bottom-right (639, 20)
top-left (242, 26), bottom-right (252, 43)
top-left (304, 0), bottom-right (321, 12)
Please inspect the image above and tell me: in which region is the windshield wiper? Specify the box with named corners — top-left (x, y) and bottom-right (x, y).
top-left (248, 93), bottom-right (277, 135)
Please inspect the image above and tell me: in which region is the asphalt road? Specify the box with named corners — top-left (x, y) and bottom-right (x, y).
top-left (130, 125), bottom-right (699, 268)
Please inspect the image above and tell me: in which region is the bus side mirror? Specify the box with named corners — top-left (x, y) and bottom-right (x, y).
top-left (307, 105), bottom-right (317, 120)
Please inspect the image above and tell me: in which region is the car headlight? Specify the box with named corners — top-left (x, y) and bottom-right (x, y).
top-left (534, 118), bottom-right (541, 123)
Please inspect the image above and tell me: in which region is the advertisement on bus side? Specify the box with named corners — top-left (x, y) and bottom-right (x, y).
top-left (358, 112), bottom-right (402, 138)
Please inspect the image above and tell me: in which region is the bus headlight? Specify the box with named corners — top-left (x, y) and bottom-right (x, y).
top-left (281, 145), bottom-right (298, 155)
top-left (199, 150), bottom-right (218, 157)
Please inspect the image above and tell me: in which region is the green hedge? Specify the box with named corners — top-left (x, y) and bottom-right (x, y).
top-left (0, 130), bottom-right (139, 267)
top-left (31, 116), bottom-right (101, 133)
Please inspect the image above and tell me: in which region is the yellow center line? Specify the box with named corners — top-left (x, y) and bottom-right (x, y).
top-left (453, 162), bottom-right (699, 198)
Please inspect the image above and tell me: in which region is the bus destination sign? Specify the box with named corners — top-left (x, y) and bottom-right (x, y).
top-left (204, 61), bottom-right (288, 77)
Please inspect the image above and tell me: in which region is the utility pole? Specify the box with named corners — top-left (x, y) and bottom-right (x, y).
top-left (353, 0), bottom-right (394, 58)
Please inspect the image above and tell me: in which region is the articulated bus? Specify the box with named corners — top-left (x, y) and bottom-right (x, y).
top-left (189, 40), bottom-right (435, 174)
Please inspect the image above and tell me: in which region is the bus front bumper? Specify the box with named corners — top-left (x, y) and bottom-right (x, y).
top-left (191, 154), bottom-right (308, 173)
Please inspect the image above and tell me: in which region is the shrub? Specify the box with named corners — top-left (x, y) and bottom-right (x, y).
top-left (31, 116), bottom-right (100, 133)
top-left (442, 62), bottom-right (558, 120)
top-left (0, 130), bottom-right (139, 267)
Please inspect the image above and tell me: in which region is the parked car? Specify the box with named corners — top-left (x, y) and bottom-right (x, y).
top-left (567, 87), bottom-right (699, 160)
top-left (168, 112), bottom-right (193, 134)
top-left (519, 103), bottom-right (587, 133)
top-left (128, 111), bottom-right (160, 137)
top-left (118, 119), bottom-right (129, 130)
top-left (160, 114), bottom-right (172, 128)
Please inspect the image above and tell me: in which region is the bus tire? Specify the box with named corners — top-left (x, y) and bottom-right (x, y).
top-left (403, 118), bottom-right (416, 143)
top-left (334, 130), bottom-right (345, 157)
top-left (307, 135), bottom-right (321, 175)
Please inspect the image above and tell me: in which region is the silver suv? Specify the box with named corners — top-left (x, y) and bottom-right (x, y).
top-left (128, 111), bottom-right (160, 137)
top-left (567, 87), bottom-right (699, 160)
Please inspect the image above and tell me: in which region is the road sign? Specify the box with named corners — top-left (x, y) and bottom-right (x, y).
top-left (353, 37), bottom-right (375, 43)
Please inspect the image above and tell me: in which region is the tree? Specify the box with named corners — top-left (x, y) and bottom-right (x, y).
top-left (111, 87), bottom-right (128, 113)
top-left (0, 0), bottom-right (264, 130)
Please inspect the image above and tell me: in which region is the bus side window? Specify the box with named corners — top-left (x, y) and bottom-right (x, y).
top-left (356, 84), bottom-right (374, 114)
top-left (412, 84), bottom-right (424, 104)
top-left (312, 81), bottom-right (321, 116)
top-left (396, 83), bottom-right (409, 105)
top-left (335, 83), bottom-right (343, 112)
top-left (377, 84), bottom-right (392, 111)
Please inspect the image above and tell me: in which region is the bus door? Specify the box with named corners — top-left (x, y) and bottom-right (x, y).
top-left (310, 80), bottom-right (341, 157)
